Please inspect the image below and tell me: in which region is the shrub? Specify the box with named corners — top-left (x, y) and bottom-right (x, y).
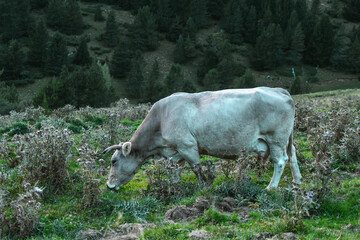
top-left (0, 122), bottom-right (29, 137)
top-left (66, 118), bottom-right (89, 134)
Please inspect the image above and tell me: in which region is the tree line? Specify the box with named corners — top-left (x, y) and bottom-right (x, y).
top-left (0, 0), bottom-right (360, 113)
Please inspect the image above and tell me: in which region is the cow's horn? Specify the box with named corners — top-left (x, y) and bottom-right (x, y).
top-left (102, 145), bottom-right (122, 154)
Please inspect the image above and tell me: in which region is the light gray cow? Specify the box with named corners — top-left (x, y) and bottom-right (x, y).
top-left (103, 87), bottom-right (302, 190)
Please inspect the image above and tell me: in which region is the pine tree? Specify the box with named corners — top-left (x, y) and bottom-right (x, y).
top-left (30, 0), bottom-right (48, 9)
top-left (94, 5), bottom-right (105, 21)
top-left (0, 0), bottom-right (33, 41)
top-left (310, 0), bottom-right (321, 16)
top-left (46, 32), bottom-right (68, 75)
top-left (126, 51), bottom-right (145, 99)
top-left (343, 0), bottom-right (360, 22)
top-left (290, 76), bottom-right (303, 95)
top-left (189, 0), bottom-right (208, 29)
top-left (151, 0), bottom-right (172, 33)
top-left (164, 64), bottom-right (184, 96)
top-left (102, 10), bottom-right (118, 47)
top-left (130, 6), bottom-right (158, 51)
top-left (244, 5), bottom-right (257, 43)
top-left (73, 36), bottom-right (92, 66)
top-left (306, 15), bottom-right (334, 66)
top-left (203, 68), bottom-right (220, 91)
top-left (295, 0), bottom-right (307, 22)
top-left (207, 0), bottom-right (224, 20)
top-left (166, 16), bottom-right (183, 42)
top-left (173, 35), bottom-right (186, 63)
top-left (85, 63), bottom-right (108, 107)
top-left (0, 40), bottom-right (25, 80)
top-left (63, 0), bottom-right (83, 35)
top-left (284, 10), bottom-right (299, 48)
top-left (183, 17), bottom-right (197, 41)
top-left (227, 7), bottom-right (244, 45)
top-left (330, 27), bottom-right (351, 71)
top-left (328, 0), bottom-right (341, 18)
top-left (142, 60), bottom-right (163, 102)
top-left (184, 36), bottom-right (197, 59)
top-left (288, 23), bottom-right (305, 65)
top-left (347, 37), bottom-right (360, 73)
top-left (46, 0), bottom-right (65, 30)
top-left (28, 19), bottom-right (49, 69)
top-left (277, 0), bottom-right (294, 30)
top-left (110, 39), bottom-right (132, 78)
top-left (242, 68), bottom-right (256, 88)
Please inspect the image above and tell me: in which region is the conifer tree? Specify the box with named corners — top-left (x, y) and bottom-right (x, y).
top-left (142, 60), bottom-right (163, 103)
top-left (328, 0), bottom-right (341, 18)
top-left (242, 68), bottom-right (256, 88)
top-left (306, 15), bottom-right (334, 66)
top-left (30, 0), bottom-right (48, 9)
top-left (343, 0), bottom-right (360, 22)
top-left (126, 51), bottom-right (145, 99)
top-left (310, 0), bottom-right (321, 16)
top-left (46, 32), bottom-right (68, 75)
top-left (110, 39), bottom-right (132, 78)
top-left (203, 68), bottom-right (220, 91)
top-left (184, 36), bottom-right (197, 60)
top-left (263, 7), bottom-right (273, 28)
top-left (164, 64), bottom-right (184, 95)
top-left (46, 0), bottom-right (65, 30)
top-left (295, 0), bottom-right (307, 22)
top-left (183, 17), bottom-right (197, 41)
top-left (103, 10), bottom-right (118, 47)
top-left (244, 5), bottom-right (257, 43)
top-left (290, 76), bottom-right (303, 95)
top-left (173, 35), bottom-right (186, 63)
top-left (94, 5), bottom-right (105, 21)
top-left (166, 16), bottom-right (183, 42)
top-left (151, 0), bottom-right (172, 33)
top-left (130, 6), bottom-right (158, 51)
top-left (28, 19), bottom-right (49, 69)
top-left (227, 7), bottom-right (244, 45)
top-left (284, 10), bottom-right (299, 48)
top-left (277, 0), bottom-right (293, 30)
top-left (63, 0), bottom-right (83, 35)
top-left (0, 40), bottom-right (25, 80)
top-left (207, 0), bottom-right (224, 20)
top-left (330, 27), bottom-right (351, 71)
top-left (288, 23), bottom-right (305, 65)
top-left (73, 36), bottom-right (92, 66)
top-left (189, 0), bottom-right (208, 29)
top-left (85, 63), bottom-right (108, 107)
top-left (347, 37), bottom-right (360, 73)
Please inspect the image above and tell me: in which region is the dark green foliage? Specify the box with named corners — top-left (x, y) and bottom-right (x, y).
top-left (295, 0), bottom-right (308, 22)
top-left (251, 24), bottom-right (284, 70)
top-left (207, 0), bottom-right (224, 20)
top-left (284, 10), bottom-right (299, 48)
top-left (34, 62), bottom-right (113, 109)
top-left (28, 19), bottom-right (49, 69)
top-left (130, 6), bottom-right (158, 51)
top-left (203, 68), bottom-right (220, 91)
top-left (240, 68), bottom-right (256, 88)
top-left (125, 51), bottom-right (145, 99)
top-left (0, 82), bottom-right (19, 115)
top-left (66, 118), bottom-right (88, 133)
top-left (166, 16), bottom-right (183, 42)
top-left (83, 114), bottom-right (105, 128)
top-left (305, 15), bottom-right (335, 66)
top-left (142, 60), bottom-right (163, 103)
top-left (215, 178), bottom-right (263, 202)
top-left (310, 0), bottom-right (321, 16)
top-left (244, 5), bottom-right (257, 43)
top-left (173, 35), bottom-right (186, 63)
top-left (151, 0), bottom-right (172, 33)
top-left (343, 0), bottom-right (360, 22)
top-left (225, 6), bottom-right (244, 45)
top-left (328, 0), bottom-right (341, 18)
top-left (290, 76), bottom-right (304, 95)
top-left (0, 122), bottom-right (29, 136)
top-left (189, 0), bottom-right (208, 29)
top-left (94, 5), bottom-right (105, 21)
top-left (0, 40), bottom-right (25, 81)
top-left (30, 0), bottom-right (48, 9)
top-left (110, 39), bottom-right (133, 78)
top-left (63, 0), bottom-right (83, 35)
top-left (163, 64), bottom-right (184, 95)
top-left (73, 36), bottom-right (92, 66)
top-left (347, 37), bottom-right (360, 73)
top-left (102, 10), bottom-right (118, 47)
top-left (183, 36), bottom-right (197, 60)
top-left (287, 23), bottom-right (305, 65)
top-left (0, 0), bottom-right (33, 42)
top-left (183, 17), bottom-right (197, 41)
top-left (46, 32), bottom-right (68, 75)
top-left (46, 0), bottom-right (65, 30)
top-left (331, 27), bottom-right (351, 71)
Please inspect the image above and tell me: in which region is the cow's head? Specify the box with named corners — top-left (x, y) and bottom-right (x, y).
top-left (103, 142), bottom-right (141, 190)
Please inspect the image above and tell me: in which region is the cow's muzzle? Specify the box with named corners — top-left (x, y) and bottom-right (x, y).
top-left (106, 182), bottom-right (120, 191)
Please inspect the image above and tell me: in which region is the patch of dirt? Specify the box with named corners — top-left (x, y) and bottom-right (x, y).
top-left (188, 229), bottom-right (210, 239)
top-left (164, 205), bottom-right (200, 222)
top-left (100, 223), bottom-right (155, 240)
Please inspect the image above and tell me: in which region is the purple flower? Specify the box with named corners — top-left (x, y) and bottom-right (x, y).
top-left (309, 194), bottom-right (313, 198)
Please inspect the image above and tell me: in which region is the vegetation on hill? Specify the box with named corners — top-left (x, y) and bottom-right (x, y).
top-left (0, 90), bottom-right (359, 239)
top-left (0, 0), bottom-right (360, 114)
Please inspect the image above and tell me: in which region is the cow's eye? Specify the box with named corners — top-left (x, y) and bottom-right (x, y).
top-left (111, 159), bottom-right (116, 165)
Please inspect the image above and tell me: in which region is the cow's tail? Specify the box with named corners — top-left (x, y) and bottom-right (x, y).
top-left (287, 130), bottom-right (294, 161)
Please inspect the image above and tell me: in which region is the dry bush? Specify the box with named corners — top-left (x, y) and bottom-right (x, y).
top-left (0, 184), bottom-right (42, 239)
top-left (77, 144), bottom-right (107, 209)
top-left (0, 106), bottom-right (45, 128)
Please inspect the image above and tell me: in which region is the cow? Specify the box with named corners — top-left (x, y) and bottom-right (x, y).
top-left (103, 87), bottom-right (302, 190)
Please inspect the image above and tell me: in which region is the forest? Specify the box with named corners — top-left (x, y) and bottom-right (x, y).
top-left (0, 0), bottom-right (360, 114)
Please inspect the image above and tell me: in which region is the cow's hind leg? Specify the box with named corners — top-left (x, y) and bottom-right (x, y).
top-left (267, 146), bottom-right (288, 190)
top-left (289, 144), bottom-right (302, 185)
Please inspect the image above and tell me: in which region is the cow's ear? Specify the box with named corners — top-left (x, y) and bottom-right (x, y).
top-left (122, 142), bottom-right (132, 157)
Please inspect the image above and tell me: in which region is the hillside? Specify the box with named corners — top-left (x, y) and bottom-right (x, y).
top-left (0, 0), bottom-right (360, 113)
top-left (0, 89), bottom-right (359, 239)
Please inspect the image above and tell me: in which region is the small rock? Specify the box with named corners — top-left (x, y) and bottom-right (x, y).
top-left (118, 223), bottom-right (144, 236)
top-left (165, 205), bottom-right (200, 221)
top-left (188, 229), bottom-right (210, 239)
top-left (253, 232), bottom-right (273, 240)
top-left (193, 198), bottom-right (211, 212)
top-left (78, 229), bottom-right (103, 240)
top-left (223, 197), bottom-right (237, 207)
top-left (270, 232), bottom-right (298, 240)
